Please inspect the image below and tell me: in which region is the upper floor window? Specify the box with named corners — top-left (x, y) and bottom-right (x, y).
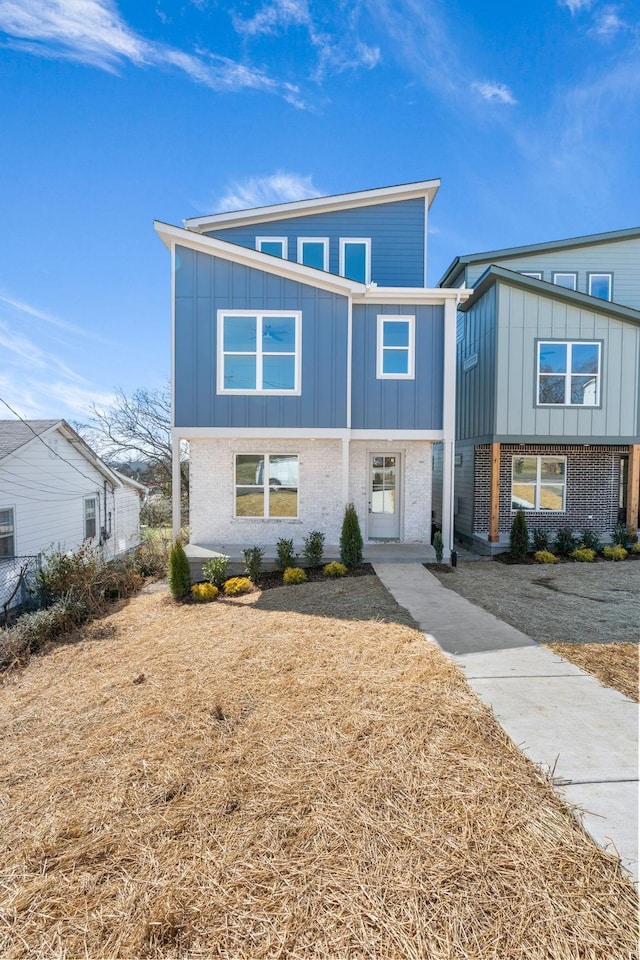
top-left (256, 237), bottom-right (288, 259)
top-left (297, 238), bottom-right (328, 271)
top-left (339, 238), bottom-right (371, 284)
top-left (537, 340), bottom-right (601, 406)
top-left (552, 272), bottom-right (577, 290)
top-left (84, 497), bottom-right (97, 539)
top-left (520, 271), bottom-right (542, 280)
top-left (588, 273), bottom-right (612, 301)
top-left (377, 316), bottom-right (415, 379)
top-left (218, 311), bottom-right (301, 395)
top-left (0, 508), bottom-right (15, 557)
top-left (512, 456), bottom-right (566, 512)
top-left (235, 453), bottom-right (298, 518)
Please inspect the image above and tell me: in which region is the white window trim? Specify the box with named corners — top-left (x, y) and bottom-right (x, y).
top-left (339, 237), bottom-right (371, 284)
top-left (84, 496), bottom-right (98, 540)
top-left (588, 272), bottom-right (612, 301)
top-left (552, 271), bottom-right (577, 290)
top-left (537, 340), bottom-right (601, 407)
top-left (234, 453), bottom-right (299, 519)
top-left (0, 506), bottom-right (15, 557)
top-left (376, 315), bottom-right (415, 380)
top-left (256, 237), bottom-right (288, 259)
top-left (520, 271), bottom-right (542, 279)
top-left (296, 237), bottom-right (329, 271)
top-left (511, 455), bottom-right (567, 513)
top-left (217, 309), bottom-right (302, 396)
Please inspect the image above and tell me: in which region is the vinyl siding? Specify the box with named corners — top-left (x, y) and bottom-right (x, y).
top-left (204, 198), bottom-right (426, 287)
top-left (456, 286), bottom-right (497, 441)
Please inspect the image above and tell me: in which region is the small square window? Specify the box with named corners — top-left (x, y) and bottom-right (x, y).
top-left (537, 340), bottom-right (601, 406)
top-left (588, 273), bottom-right (612, 301)
top-left (377, 316), bottom-right (415, 379)
top-left (235, 454), bottom-right (298, 518)
top-left (256, 237), bottom-right (288, 259)
top-left (339, 238), bottom-right (371, 284)
top-left (512, 456), bottom-right (566, 512)
top-left (552, 272), bottom-right (577, 290)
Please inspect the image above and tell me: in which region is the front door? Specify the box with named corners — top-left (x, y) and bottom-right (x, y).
top-left (368, 454), bottom-right (400, 540)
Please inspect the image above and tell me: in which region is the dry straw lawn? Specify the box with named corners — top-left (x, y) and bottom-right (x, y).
top-left (547, 642), bottom-right (639, 702)
top-left (0, 577), bottom-right (637, 959)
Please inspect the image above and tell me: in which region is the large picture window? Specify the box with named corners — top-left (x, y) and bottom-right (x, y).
top-left (537, 341), bottom-right (600, 406)
top-left (377, 315), bottom-right (415, 379)
top-left (512, 456), bottom-right (566, 512)
top-left (0, 508), bottom-right (15, 557)
top-left (218, 311), bottom-right (301, 395)
top-left (235, 454), bottom-right (298, 518)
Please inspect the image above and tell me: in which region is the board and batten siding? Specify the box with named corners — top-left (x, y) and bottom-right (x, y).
top-left (494, 283), bottom-right (640, 440)
top-left (204, 198), bottom-right (426, 288)
top-left (456, 285), bottom-right (498, 441)
top-left (462, 237), bottom-right (640, 309)
top-left (174, 246), bottom-right (349, 429)
top-left (350, 303), bottom-right (444, 430)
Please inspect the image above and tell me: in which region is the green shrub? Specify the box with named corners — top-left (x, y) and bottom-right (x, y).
top-left (323, 561), bottom-right (347, 578)
top-left (168, 540), bottom-right (191, 598)
top-left (510, 509), bottom-right (529, 559)
top-left (283, 567), bottom-right (307, 585)
top-left (534, 550), bottom-right (559, 564)
top-left (554, 527), bottom-right (577, 557)
top-left (223, 576), bottom-right (253, 596)
top-left (432, 530), bottom-right (443, 564)
top-left (611, 524), bottom-right (636, 548)
top-left (202, 556), bottom-right (229, 589)
top-left (579, 529), bottom-right (601, 552)
top-left (532, 529), bottom-right (549, 552)
top-left (631, 542), bottom-right (640, 555)
top-left (340, 503), bottom-right (363, 568)
top-left (191, 582), bottom-right (218, 602)
top-left (276, 538), bottom-right (296, 571)
top-left (302, 530), bottom-right (325, 567)
top-left (243, 547), bottom-right (264, 583)
top-left (603, 545), bottom-right (628, 561)
top-left (572, 547), bottom-right (596, 562)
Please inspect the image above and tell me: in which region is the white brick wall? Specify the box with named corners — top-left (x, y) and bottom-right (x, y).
top-left (190, 438), bottom-right (433, 547)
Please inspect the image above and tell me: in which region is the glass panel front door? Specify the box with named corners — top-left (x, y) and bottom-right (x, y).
top-left (369, 454), bottom-right (400, 539)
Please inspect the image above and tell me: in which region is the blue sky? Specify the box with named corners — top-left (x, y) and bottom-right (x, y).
top-left (1, 0), bottom-right (638, 422)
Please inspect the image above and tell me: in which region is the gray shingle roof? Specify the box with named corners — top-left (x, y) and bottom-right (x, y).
top-left (0, 419), bottom-right (60, 460)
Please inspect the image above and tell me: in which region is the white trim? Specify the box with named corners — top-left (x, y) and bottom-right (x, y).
top-left (0, 505), bottom-right (16, 557)
top-left (588, 272), bottom-right (612, 301)
top-left (350, 429), bottom-right (444, 440)
top-left (352, 287), bottom-right (473, 304)
top-left (339, 237), bottom-right (371, 284)
top-left (256, 236), bottom-right (288, 259)
top-left (172, 435), bottom-right (181, 540)
top-left (84, 495), bottom-right (98, 540)
top-left (376, 315), bottom-right (415, 379)
top-left (174, 427), bottom-right (444, 440)
top-left (171, 241), bottom-right (180, 539)
top-left (234, 452), bottom-right (299, 520)
top-left (552, 271), bottom-right (577, 290)
top-left (297, 237), bottom-right (329, 271)
top-left (217, 309), bottom-right (302, 396)
top-left (536, 340), bottom-right (601, 407)
top-left (441, 297), bottom-right (458, 556)
top-left (346, 299), bottom-right (353, 429)
top-left (520, 271), bottom-right (543, 279)
top-left (511, 455), bottom-right (567, 513)
top-left (183, 179), bottom-right (441, 231)
top-left (423, 197), bottom-right (429, 287)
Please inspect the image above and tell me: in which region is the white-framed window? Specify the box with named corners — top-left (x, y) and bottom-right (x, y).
top-left (84, 497), bottom-right (97, 539)
top-left (552, 272), bottom-right (577, 290)
top-left (235, 454), bottom-right (299, 518)
top-left (520, 271), bottom-right (542, 279)
top-left (512, 456), bottom-right (566, 512)
top-left (339, 238), bottom-right (371, 284)
top-left (297, 237), bottom-right (329, 271)
top-left (588, 273), bottom-right (612, 301)
top-left (0, 507), bottom-right (15, 557)
top-left (217, 310), bottom-right (302, 395)
top-left (377, 315), bottom-right (415, 379)
top-left (537, 340), bottom-right (601, 406)
top-left (256, 237), bottom-right (288, 259)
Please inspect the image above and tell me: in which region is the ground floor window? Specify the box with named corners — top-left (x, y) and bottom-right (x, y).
top-left (0, 508), bottom-right (15, 557)
top-left (511, 455), bottom-right (566, 512)
top-left (84, 497), bottom-right (97, 539)
top-left (235, 454), bottom-right (299, 518)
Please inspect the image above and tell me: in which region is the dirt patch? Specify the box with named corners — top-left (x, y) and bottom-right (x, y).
top-left (547, 642), bottom-right (639, 702)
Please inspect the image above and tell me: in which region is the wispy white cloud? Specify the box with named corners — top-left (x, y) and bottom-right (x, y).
top-left (215, 172), bottom-right (322, 211)
top-left (589, 5), bottom-right (627, 37)
top-left (559, 0), bottom-right (595, 12)
top-left (472, 81), bottom-right (517, 105)
top-left (233, 0), bottom-right (311, 36)
top-left (0, 293), bottom-right (111, 345)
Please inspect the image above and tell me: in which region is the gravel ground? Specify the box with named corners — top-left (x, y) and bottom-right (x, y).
top-left (429, 559), bottom-right (640, 643)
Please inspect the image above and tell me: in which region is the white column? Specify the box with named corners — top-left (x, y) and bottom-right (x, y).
top-left (342, 437), bottom-right (350, 505)
top-left (441, 297), bottom-right (458, 558)
top-left (172, 433), bottom-right (181, 541)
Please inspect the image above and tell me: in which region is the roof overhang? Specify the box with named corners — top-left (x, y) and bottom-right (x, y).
top-left (182, 179), bottom-right (441, 233)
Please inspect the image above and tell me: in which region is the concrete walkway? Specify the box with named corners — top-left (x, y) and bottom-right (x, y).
top-left (373, 562), bottom-right (639, 884)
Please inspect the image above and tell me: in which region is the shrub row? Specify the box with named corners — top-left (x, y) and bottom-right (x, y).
top-left (510, 511), bottom-right (638, 561)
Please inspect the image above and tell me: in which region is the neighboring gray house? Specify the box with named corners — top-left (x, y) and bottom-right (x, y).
top-left (437, 227), bottom-right (640, 552)
top-left (0, 419), bottom-right (146, 610)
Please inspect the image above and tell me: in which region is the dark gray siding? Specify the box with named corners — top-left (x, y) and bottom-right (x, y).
top-left (174, 246), bottom-right (348, 429)
top-left (205, 198), bottom-right (425, 287)
top-left (456, 286), bottom-right (497, 441)
top-left (453, 442), bottom-right (475, 542)
top-left (351, 303), bottom-right (444, 430)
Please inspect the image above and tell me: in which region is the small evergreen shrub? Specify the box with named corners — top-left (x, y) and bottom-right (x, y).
top-left (168, 540), bottom-right (191, 598)
top-left (323, 561), bottom-right (347, 578)
top-left (603, 545), bottom-right (628, 561)
top-left (283, 567), bottom-right (307, 585)
top-left (572, 547), bottom-right (596, 562)
top-left (535, 550), bottom-right (559, 564)
top-left (631, 542), bottom-right (640, 555)
top-left (433, 530), bottom-right (443, 564)
top-left (579, 529), bottom-right (601, 552)
top-left (302, 531), bottom-right (325, 567)
top-left (340, 503), bottom-right (363, 568)
top-left (509, 509), bottom-right (529, 559)
top-left (243, 547), bottom-right (264, 583)
top-left (276, 538), bottom-right (296, 571)
top-left (191, 583), bottom-right (218, 602)
top-left (554, 527), bottom-right (577, 557)
top-left (611, 524), bottom-right (636, 548)
top-left (223, 576), bottom-right (253, 596)
top-left (202, 556), bottom-right (229, 589)
top-left (532, 529), bottom-right (549, 552)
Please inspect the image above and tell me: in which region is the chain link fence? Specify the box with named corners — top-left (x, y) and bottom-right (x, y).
top-left (0, 556), bottom-right (42, 623)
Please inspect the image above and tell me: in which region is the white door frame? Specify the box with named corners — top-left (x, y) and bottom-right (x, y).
top-left (367, 451), bottom-right (402, 540)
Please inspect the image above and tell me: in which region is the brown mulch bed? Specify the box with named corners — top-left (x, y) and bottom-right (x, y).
top-left (547, 642), bottom-right (639, 702)
top-left (0, 579), bottom-right (636, 959)
top-left (256, 562), bottom-right (375, 591)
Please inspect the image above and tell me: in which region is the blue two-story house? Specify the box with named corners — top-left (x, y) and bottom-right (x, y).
top-left (155, 180), bottom-right (468, 557)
